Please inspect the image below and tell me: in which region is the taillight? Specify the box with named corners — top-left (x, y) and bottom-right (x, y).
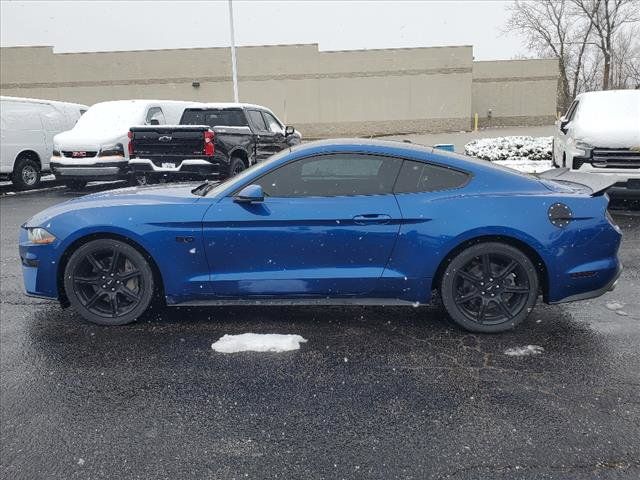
top-left (128, 131), bottom-right (134, 156)
top-left (204, 130), bottom-right (215, 156)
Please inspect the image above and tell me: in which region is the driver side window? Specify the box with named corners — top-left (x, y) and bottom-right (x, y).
top-left (255, 153), bottom-right (402, 198)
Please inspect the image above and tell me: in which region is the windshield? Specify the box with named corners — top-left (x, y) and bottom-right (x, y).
top-left (73, 102), bottom-right (147, 131)
top-left (195, 148), bottom-right (292, 197)
top-left (576, 92), bottom-right (640, 124)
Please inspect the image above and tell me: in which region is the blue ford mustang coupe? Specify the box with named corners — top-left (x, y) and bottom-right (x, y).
top-left (20, 139), bottom-right (622, 332)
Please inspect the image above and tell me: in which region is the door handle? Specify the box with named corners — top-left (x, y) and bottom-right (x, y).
top-left (352, 214), bottom-right (392, 225)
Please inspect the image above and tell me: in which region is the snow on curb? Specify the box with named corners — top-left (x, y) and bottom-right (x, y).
top-left (465, 136), bottom-right (552, 161)
top-left (503, 345), bottom-right (545, 357)
top-left (211, 333), bottom-right (308, 353)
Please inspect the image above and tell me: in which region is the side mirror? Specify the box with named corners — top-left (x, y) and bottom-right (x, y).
top-left (285, 125), bottom-right (295, 136)
top-left (234, 184), bottom-right (264, 204)
top-left (559, 116), bottom-right (569, 133)
top-left (149, 119), bottom-right (160, 126)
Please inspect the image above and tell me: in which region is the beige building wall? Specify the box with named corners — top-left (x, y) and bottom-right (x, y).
top-left (471, 59), bottom-right (559, 128)
top-left (1, 44), bottom-right (557, 137)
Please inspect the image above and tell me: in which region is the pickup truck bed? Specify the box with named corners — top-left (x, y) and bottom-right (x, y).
top-left (129, 124), bottom-right (253, 179)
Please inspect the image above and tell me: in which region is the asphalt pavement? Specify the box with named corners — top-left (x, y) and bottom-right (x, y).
top-left (1, 184), bottom-right (639, 480)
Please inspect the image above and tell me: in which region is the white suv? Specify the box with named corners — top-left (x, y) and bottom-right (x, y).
top-left (552, 89), bottom-right (640, 198)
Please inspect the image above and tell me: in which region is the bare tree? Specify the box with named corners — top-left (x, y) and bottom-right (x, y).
top-left (571, 0), bottom-right (640, 89)
top-left (506, 0), bottom-right (592, 111)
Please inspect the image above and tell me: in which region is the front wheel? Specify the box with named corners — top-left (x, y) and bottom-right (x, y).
top-left (440, 242), bottom-right (538, 333)
top-left (63, 239), bottom-right (155, 325)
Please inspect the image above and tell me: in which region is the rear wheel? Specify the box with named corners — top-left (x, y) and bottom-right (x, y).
top-left (12, 156), bottom-right (41, 190)
top-left (64, 180), bottom-right (87, 190)
top-left (440, 242), bottom-right (538, 333)
top-left (63, 239), bottom-right (155, 325)
top-left (229, 157), bottom-right (246, 177)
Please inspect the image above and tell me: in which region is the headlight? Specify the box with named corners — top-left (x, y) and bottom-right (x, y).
top-left (27, 227), bottom-right (56, 244)
top-left (575, 141), bottom-right (593, 154)
top-left (98, 143), bottom-right (124, 157)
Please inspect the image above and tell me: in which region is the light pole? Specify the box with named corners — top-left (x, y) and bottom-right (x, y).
top-left (228, 0), bottom-right (239, 102)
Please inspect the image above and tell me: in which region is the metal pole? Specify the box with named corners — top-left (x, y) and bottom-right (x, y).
top-left (228, 0), bottom-right (239, 102)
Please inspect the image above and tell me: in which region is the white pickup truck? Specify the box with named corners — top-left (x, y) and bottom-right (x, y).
top-left (552, 89), bottom-right (640, 198)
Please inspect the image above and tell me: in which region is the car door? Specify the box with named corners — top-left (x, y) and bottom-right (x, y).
top-left (261, 111), bottom-right (289, 152)
top-left (555, 99), bottom-right (578, 166)
top-left (201, 152), bottom-right (404, 297)
top-left (245, 109), bottom-right (280, 161)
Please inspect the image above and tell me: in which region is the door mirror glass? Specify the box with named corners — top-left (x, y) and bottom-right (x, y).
top-left (234, 184), bottom-right (264, 204)
top-left (285, 125), bottom-right (295, 136)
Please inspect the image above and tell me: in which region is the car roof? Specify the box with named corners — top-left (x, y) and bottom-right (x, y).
top-left (284, 138), bottom-right (533, 176)
top-left (184, 102), bottom-right (274, 111)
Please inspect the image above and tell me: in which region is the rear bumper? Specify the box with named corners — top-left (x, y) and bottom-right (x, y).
top-left (129, 158), bottom-right (222, 177)
top-left (549, 263), bottom-right (622, 304)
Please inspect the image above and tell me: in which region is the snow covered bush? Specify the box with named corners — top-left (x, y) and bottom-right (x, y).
top-left (464, 136), bottom-right (552, 162)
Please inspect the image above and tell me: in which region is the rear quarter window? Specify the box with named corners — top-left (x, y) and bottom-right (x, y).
top-left (394, 160), bottom-right (470, 193)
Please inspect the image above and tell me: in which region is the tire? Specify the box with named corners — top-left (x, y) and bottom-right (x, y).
top-left (63, 238), bottom-right (155, 326)
top-left (440, 242), bottom-right (538, 333)
top-left (228, 157), bottom-right (246, 177)
top-left (11, 156), bottom-right (41, 190)
top-left (129, 173), bottom-right (148, 187)
top-left (64, 180), bottom-right (87, 190)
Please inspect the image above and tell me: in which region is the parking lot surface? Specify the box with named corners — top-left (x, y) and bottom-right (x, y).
top-left (1, 184), bottom-right (639, 479)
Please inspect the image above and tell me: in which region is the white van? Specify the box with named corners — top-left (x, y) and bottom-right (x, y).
top-left (51, 100), bottom-right (196, 188)
top-left (553, 89), bottom-right (640, 197)
top-left (0, 96), bottom-right (88, 189)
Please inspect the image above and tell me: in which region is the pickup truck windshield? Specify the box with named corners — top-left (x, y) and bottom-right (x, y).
top-left (180, 108), bottom-right (247, 127)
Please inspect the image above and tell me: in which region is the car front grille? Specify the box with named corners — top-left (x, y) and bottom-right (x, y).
top-left (62, 151), bottom-right (97, 158)
top-left (591, 148), bottom-right (640, 169)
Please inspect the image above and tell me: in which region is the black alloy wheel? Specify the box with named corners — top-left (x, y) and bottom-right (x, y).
top-left (441, 242), bottom-right (538, 333)
top-left (64, 239), bottom-right (155, 325)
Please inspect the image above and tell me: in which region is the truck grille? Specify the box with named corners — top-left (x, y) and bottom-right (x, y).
top-left (62, 151), bottom-right (97, 158)
top-left (591, 148), bottom-right (640, 169)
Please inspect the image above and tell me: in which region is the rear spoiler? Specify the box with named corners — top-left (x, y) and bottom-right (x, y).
top-left (537, 168), bottom-right (619, 196)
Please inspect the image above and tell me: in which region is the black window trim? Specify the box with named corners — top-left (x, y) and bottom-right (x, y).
top-left (229, 151), bottom-right (472, 198)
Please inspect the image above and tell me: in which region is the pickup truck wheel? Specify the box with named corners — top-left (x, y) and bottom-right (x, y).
top-left (12, 156), bottom-right (41, 190)
top-left (130, 173), bottom-right (148, 186)
top-left (229, 157), bottom-right (246, 177)
top-left (64, 180), bottom-right (87, 190)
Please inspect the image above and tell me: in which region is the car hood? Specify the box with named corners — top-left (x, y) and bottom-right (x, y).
top-left (25, 184), bottom-right (201, 227)
top-left (54, 128), bottom-right (126, 150)
top-left (572, 122), bottom-right (640, 149)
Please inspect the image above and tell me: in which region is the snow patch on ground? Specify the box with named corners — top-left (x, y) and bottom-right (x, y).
top-left (504, 345), bottom-right (545, 357)
top-left (464, 136), bottom-right (554, 173)
top-left (606, 301), bottom-right (625, 311)
top-left (211, 333), bottom-right (307, 353)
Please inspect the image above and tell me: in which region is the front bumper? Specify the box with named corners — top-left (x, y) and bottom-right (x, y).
top-left (19, 229), bottom-right (59, 300)
top-left (50, 156), bottom-right (129, 180)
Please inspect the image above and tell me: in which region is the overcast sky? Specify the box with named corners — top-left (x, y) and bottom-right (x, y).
top-left (0, 0), bottom-right (525, 60)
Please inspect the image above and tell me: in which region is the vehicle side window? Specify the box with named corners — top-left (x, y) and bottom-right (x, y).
top-left (262, 111), bottom-right (283, 134)
top-left (394, 160), bottom-right (469, 194)
top-left (255, 153), bottom-right (402, 197)
top-left (246, 110), bottom-right (268, 132)
top-left (146, 107), bottom-right (165, 125)
top-left (565, 100), bottom-right (579, 121)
